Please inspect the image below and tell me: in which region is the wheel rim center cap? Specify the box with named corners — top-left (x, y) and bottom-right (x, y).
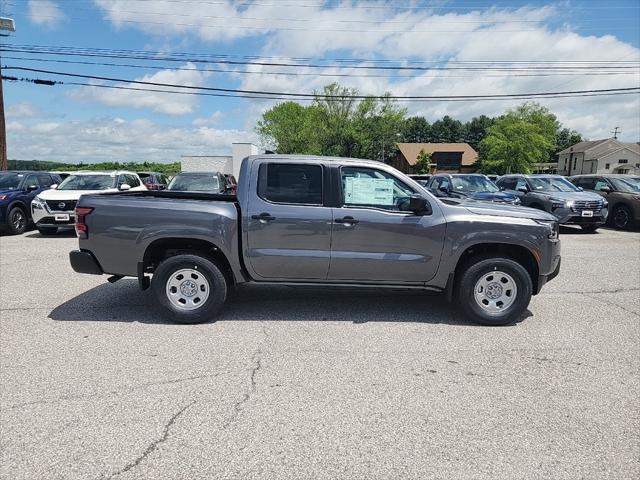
top-left (180, 280), bottom-right (198, 297)
top-left (485, 282), bottom-right (503, 299)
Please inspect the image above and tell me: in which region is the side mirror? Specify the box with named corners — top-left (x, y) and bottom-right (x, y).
top-left (407, 194), bottom-right (430, 214)
top-left (599, 186), bottom-right (612, 193)
top-left (438, 185), bottom-right (449, 193)
top-left (50, 184), bottom-right (58, 189)
top-left (517, 186), bottom-right (528, 193)
top-left (26, 184), bottom-right (39, 192)
top-left (119, 183), bottom-right (131, 191)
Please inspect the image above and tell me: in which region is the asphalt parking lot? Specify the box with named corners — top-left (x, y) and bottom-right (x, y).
top-left (1, 227), bottom-right (638, 480)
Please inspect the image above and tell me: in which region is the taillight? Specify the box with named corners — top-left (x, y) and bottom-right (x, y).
top-left (75, 207), bottom-right (94, 239)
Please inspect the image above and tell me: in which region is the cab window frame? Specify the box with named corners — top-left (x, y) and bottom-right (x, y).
top-left (257, 162), bottom-right (324, 207)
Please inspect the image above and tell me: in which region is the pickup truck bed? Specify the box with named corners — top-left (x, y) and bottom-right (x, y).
top-left (70, 155), bottom-right (561, 326)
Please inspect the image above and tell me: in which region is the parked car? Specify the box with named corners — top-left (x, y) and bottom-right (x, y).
top-left (0, 171), bottom-right (61, 235)
top-left (486, 174), bottom-right (500, 182)
top-left (31, 170), bottom-right (147, 235)
top-left (167, 172), bottom-right (229, 193)
top-left (496, 174), bottom-right (607, 232)
top-left (570, 174), bottom-right (640, 230)
top-left (224, 174), bottom-right (238, 194)
top-left (69, 155), bottom-right (561, 327)
top-left (407, 174), bottom-right (432, 186)
top-left (427, 174), bottom-right (520, 205)
top-left (50, 171), bottom-right (75, 181)
top-left (138, 171), bottom-right (170, 190)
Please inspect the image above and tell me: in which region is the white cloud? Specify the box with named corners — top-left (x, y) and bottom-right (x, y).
top-left (28, 0), bottom-right (65, 28)
top-left (192, 111), bottom-right (224, 126)
top-left (67, 63), bottom-right (210, 115)
top-left (6, 102), bottom-right (39, 119)
top-left (7, 117), bottom-right (257, 163)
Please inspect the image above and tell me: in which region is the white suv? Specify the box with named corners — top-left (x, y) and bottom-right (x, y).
top-left (31, 171), bottom-right (147, 235)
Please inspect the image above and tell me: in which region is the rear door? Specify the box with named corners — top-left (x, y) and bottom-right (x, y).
top-left (245, 161), bottom-right (332, 280)
top-left (327, 165), bottom-right (446, 283)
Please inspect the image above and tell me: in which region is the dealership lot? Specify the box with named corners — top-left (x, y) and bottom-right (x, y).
top-left (0, 228), bottom-right (638, 479)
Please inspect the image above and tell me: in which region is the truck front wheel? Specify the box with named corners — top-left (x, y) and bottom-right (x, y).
top-left (150, 254), bottom-right (228, 324)
top-left (456, 256), bottom-right (532, 326)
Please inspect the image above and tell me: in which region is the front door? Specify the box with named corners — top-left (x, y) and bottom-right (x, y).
top-left (328, 166), bottom-right (446, 283)
top-left (246, 161), bottom-right (332, 280)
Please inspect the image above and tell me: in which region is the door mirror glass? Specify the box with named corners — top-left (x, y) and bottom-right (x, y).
top-left (27, 184), bottom-right (39, 192)
top-left (119, 183), bottom-right (131, 191)
top-left (599, 185), bottom-right (611, 193)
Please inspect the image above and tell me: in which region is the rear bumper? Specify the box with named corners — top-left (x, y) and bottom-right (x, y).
top-left (69, 250), bottom-right (103, 275)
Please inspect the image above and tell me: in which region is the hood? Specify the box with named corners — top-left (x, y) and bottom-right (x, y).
top-left (533, 190), bottom-right (602, 201)
top-left (0, 188), bottom-right (19, 198)
top-left (463, 191), bottom-right (518, 202)
top-left (38, 188), bottom-right (118, 201)
top-left (463, 202), bottom-right (557, 221)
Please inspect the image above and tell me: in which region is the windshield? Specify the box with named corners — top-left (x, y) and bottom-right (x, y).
top-left (168, 175), bottom-right (220, 192)
top-left (451, 176), bottom-right (499, 193)
top-left (610, 177), bottom-right (640, 193)
top-left (0, 173), bottom-right (23, 190)
top-left (528, 177), bottom-right (579, 192)
top-left (57, 174), bottom-right (116, 191)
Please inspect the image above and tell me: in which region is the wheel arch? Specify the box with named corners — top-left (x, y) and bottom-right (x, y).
top-left (142, 237), bottom-right (236, 287)
top-left (450, 242), bottom-right (540, 299)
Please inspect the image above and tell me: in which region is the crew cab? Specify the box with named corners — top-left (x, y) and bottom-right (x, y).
top-left (69, 155), bottom-right (561, 326)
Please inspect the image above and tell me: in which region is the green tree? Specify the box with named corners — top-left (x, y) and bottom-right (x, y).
top-left (414, 149), bottom-right (434, 174)
top-left (430, 115), bottom-right (464, 143)
top-left (401, 116), bottom-right (431, 143)
top-left (256, 101), bottom-right (322, 154)
top-left (462, 115), bottom-right (494, 151)
top-left (554, 127), bottom-right (582, 159)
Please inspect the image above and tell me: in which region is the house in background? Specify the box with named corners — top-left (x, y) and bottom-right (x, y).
top-left (557, 139), bottom-right (640, 176)
top-left (181, 143), bottom-right (259, 178)
top-left (391, 143), bottom-right (478, 174)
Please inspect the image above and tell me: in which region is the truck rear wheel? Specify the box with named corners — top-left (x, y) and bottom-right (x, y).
top-left (455, 256), bottom-right (532, 326)
top-left (150, 254), bottom-right (228, 324)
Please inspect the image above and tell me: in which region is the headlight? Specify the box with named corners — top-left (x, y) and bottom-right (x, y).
top-left (32, 196), bottom-right (44, 209)
top-left (565, 200), bottom-right (575, 207)
top-left (0, 194), bottom-right (7, 201)
top-left (535, 219), bottom-right (559, 239)
top-left (549, 198), bottom-right (565, 210)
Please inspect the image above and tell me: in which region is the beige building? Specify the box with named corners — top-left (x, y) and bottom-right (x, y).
top-left (391, 143), bottom-right (478, 174)
top-left (181, 143), bottom-right (259, 178)
top-left (557, 139), bottom-right (640, 176)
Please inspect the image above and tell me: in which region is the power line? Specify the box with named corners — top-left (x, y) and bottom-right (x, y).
top-left (5, 56), bottom-right (638, 79)
top-left (3, 68), bottom-right (639, 101)
top-left (3, 47), bottom-right (639, 72)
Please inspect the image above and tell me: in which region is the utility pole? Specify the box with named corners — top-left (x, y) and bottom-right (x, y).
top-left (611, 126), bottom-right (620, 139)
top-left (0, 17), bottom-right (16, 171)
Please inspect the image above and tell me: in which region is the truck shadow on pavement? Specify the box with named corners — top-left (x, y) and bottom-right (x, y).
top-left (48, 279), bottom-right (530, 326)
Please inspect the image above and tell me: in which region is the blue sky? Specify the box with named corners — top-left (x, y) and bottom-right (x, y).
top-left (3, 0), bottom-right (640, 163)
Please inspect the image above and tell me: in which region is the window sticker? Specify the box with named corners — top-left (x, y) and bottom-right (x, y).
top-left (345, 177), bottom-right (394, 205)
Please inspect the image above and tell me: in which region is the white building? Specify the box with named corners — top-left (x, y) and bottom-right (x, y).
top-left (181, 143), bottom-right (259, 179)
top-left (557, 139), bottom-right (640, 176)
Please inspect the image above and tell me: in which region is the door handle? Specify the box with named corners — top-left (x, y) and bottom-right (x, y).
top-left (334, 216), bottom-right (359, 225)
top-left (251, 212), bottom-right (276, 223)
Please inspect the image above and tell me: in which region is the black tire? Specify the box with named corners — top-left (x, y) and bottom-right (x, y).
top-left (7, 206), bottom-right (28, 235)
top-left (455, 256), bottom-right (533, 326)
top-left (580, 224), bottom-right (599, 233)
top-left (612, 205), bottom-right (632, 230)
top-left (150, 254), bottom-right (228, 324)
top-left (37, 226), bottom-right (58, 235)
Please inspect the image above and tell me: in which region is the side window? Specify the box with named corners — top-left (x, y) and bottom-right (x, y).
top-left (499, 178), bottom-right (515, 190)
top-left (38, 174), bottom-right (53, 187)
top-left (127, 175), bottom-right (140, 187)
top-left (258, 163), bottom-right (322, 205)
top-left (515, 179), bottom-right (528, 191)
top-left (440, 177), bottom-right (451, 191)
top-left (25, 175), bottom-right (40, 188)
top-left (594, 179), bottom-right (609, 191)
top-left (340, 167), bottom-right (414, 211)
top-left (578, 177), bottom-right (596, 190)
top-left (117, 175), bottom-right (128, 188)
top-left (429, 177), bottom-right (441, 189)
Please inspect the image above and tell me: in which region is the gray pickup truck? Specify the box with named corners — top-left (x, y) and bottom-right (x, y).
top-left (69, 155), bottom-right (561, 326)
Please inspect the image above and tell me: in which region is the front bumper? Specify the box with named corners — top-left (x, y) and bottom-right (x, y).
top-left (32, 201), bottom-right (76, 228)
top-left (552, 206), bottom-right (608, 225)
top-left (69, 250), bottom-right (103, 275)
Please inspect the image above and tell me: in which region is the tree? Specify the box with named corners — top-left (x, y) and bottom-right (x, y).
top-left (430, 115), bottom-right (464, 143)
top-left (462, 115), bottom-right (494, 151)
top-left (479, 113), bottom-right (555, 174)
top-left (554, 127), bottom-right (582, 159)
top-left (401, 116), bottom-right (431, 143)
top-left (256, 101), bottom-right (322, 154)
top-left (414, 149), bottom-right (434, 174)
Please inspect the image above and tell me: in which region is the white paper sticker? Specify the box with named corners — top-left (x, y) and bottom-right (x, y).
top-left (345, 177), bottom-right (394, 205)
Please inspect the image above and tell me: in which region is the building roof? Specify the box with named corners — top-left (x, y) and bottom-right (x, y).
top-left (558, 139), bottom-right (611, 155)
top-left (396, 143), bottom-right (478, 166)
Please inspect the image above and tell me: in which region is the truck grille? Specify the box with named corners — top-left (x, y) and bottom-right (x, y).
top-left (46, 200), bottom-right (77, 212)
top-left (570, 200), bottom-right (603, 213)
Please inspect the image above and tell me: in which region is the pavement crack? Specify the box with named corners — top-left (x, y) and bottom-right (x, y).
top-left (223, 349), bottom-right (263, 429)
top-left (104, 400), bottom-right (196, 479)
